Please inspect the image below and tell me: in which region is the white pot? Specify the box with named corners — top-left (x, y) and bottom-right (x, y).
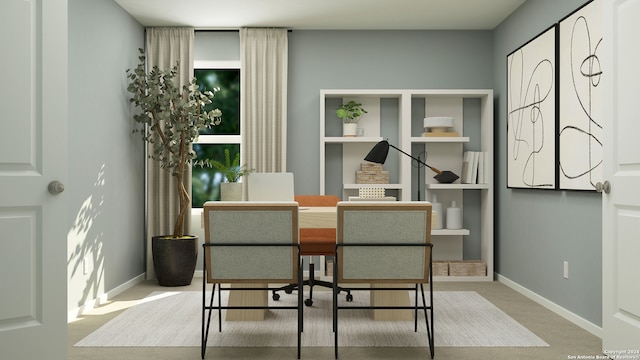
top-left (220, 182), bottom-right (242, 201)
top-left (343, 123), bottom-right (358, 137)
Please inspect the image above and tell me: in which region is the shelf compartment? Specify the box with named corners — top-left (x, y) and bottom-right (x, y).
top-left (410, 136), bottom-right (470, 143)
top-left (431, 229), bottom-right (470, 236)
top-left (324, 136), bottom-right (383, 143)
top-left (426, 183), bottom-right (490, 190)
top-left (344, 183), bottom-right (403, 189)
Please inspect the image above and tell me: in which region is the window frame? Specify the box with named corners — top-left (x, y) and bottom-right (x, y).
top-left (192, 60), bottom-right (242, 208)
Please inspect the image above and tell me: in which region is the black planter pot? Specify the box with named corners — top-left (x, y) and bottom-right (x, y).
top-left (152, 235), bottom-right (198, 286)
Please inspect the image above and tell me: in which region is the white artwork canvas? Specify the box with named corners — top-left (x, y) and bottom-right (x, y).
top-left (558, 0), bottom-right (604, 191)
top-left (507, 25), bottom-right (557, 189)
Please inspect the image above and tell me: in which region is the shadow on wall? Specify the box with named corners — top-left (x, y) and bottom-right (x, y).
top-left (67, 164), bottom-right (106, 308)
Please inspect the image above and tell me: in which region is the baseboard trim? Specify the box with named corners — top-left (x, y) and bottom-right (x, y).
top-left (497, 274), bottom-right (602, 338)
top-left (67, 273), bottom-right (146, 322)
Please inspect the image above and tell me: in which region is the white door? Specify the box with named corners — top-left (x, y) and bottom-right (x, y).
top-left (0, 0), bottom-right (68, 359)
top-left (602, 0), bottom-right (640, 353)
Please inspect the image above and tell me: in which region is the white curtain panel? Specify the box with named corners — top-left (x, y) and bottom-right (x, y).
top-left (240, 28), bottom-right (288, 173)
top-left (144, 27), bottom-right (194, 279)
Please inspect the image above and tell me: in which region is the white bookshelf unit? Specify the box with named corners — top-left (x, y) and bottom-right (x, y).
top-left (320, 89), bottom-right (494, 281)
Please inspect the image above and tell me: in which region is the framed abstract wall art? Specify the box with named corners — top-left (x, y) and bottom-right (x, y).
top-left (507, 25), bottom-right (557, 189)
top-left (558, 0), bottom-right (604, 191)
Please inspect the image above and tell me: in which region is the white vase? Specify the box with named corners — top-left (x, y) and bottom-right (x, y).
top-left (446, 200), bottom-right (463, 230)
top-left (343, 123), bottom-right (358, 137)
top-left (220, 182), bottom-right (242, 201)
top-left (431, 194), bottom-right (443, 229)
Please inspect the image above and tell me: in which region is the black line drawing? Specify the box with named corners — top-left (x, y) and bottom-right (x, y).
top-left (559, 0), bottom-right (603, 191)
top-left (507, 26), bottom-right (557, 189)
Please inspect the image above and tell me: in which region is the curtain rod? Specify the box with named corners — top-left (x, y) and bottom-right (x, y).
top-left (195, 29), bottom-right (292, 33)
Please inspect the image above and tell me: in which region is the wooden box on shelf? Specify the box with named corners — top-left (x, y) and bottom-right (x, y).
top-left (448, 260), bottom-right (487, 276)
top-left (355, 163), bottom-right (389, 184)
top-left (432, 261), bottom-right (449, 277)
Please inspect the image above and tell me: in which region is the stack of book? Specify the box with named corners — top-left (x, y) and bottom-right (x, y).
top-left (461, 151), bottom-right (489, 184)
top-left (356, 163), bottom-right (389, 184)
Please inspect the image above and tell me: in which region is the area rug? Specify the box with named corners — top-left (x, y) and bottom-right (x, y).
top-left (75, 290), bottom-right (548, 348)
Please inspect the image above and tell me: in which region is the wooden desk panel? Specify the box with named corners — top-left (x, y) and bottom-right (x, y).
top-left (299, 207), bottom-right (336, 228)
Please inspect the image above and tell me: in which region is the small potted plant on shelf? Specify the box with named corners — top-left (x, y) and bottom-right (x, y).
top-left (127, 48), bottom-right (222, 286)
top-left (336, 100), bottom-right (367, 137)
top-left (206, 148), bottom-right (253, 201)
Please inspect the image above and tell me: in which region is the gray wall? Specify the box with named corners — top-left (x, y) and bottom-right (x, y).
top-left (287, 30), bottom-right (493, 194)
top-left (493, 0), bottom-right (602, 326)
top-left (192, 30), bottom-right (493, 266)
top-left (68, 0), bottom-right (145, 311)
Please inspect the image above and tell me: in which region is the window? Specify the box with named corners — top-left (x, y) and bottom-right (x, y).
top-left (192, 62), bottom-right (241, 207)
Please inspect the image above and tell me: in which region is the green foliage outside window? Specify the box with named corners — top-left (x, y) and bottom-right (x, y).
top-left (192, 69), bottom-right (241, 207)
top-left (195, 69), bottom-right (240, 135)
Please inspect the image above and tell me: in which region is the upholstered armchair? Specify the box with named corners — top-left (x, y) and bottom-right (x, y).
top-left (333, 201), bottom-right (434, 359)
top-left (201, 201), bottom-right (302, 359)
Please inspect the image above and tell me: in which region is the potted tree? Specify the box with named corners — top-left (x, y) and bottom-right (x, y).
top-left (336, 100), bottom-right (367, 137)
top-left (127, 49), bottom-right (222, 286)
top-left (207, 148), bottom-right (253, 201)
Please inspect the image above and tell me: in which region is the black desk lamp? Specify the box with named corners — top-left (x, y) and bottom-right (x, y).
top-left (364, 140), bottom-right (459, 184)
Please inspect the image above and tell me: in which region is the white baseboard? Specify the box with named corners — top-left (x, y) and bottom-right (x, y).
top-left (67, 273), bottom-right (145, 322)
top-left (497, 274), bottom-right (602, 338)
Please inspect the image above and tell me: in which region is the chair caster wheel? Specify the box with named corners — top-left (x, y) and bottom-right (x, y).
top-left (304, 299), bottom-right (313, 307)
top-left (285, 289), bottom-right (293, 294)
top-left (273, 293), bottom-right (280, 301)
top-left (346, 294), bottom-right (353, 302)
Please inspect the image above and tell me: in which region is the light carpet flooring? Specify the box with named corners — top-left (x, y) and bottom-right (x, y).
top-left (68, 279), bottom-right (603, 360)
top-left (75, 290), bottom-right (547, 348)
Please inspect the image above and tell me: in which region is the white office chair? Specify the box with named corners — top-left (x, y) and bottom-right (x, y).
top-left (247, 172), bottom-right (295, 201)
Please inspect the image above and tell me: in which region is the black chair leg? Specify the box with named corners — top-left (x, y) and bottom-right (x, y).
top-left (201, 283), bottom-right (216, 359)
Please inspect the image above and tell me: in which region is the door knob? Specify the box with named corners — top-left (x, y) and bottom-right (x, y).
top-left (595, 181), bottom-right (610, 194)
top-left (48, 180), bottom-right (65, 195)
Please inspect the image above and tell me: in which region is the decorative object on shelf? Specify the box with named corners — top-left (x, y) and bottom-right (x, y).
top-left (432, 261), bottom-right (449, 277)
top-left (431, 194), bottom-right (443, 229)
top-left (356, 163), bottom-right (389, 184)
top-left (358, 187), bottom-right (386, 199)
top-left (424, 116), bottom-right (454, 133)
top-left (364, 140), bottom-right (459, 184)
top-left (423, 116), bottom-right (458, 137)
top-left (336, 100), bottom-right (367, 137)
top-left (445, 201), bottom-right (462, 230)
top-left (422, 131), bottom-right (459, 137)
top-left (461, 151), bottom-right (489, 184)
top-left (448, 260), bottom-right (487, 276)
top-left (343, 123), bottom-right (358, 137)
